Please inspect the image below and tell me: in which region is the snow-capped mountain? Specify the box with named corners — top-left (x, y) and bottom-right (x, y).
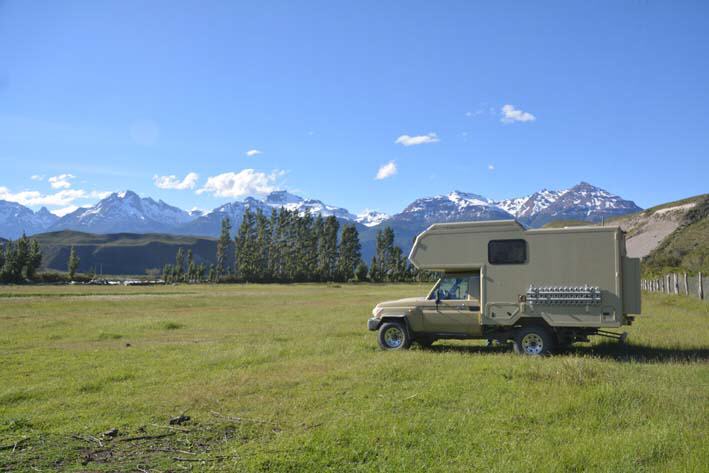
top-left (50, 191), bottom-right (198, 234)
top-left (178, 198), bottom-right (270, 236)
top-left (520, 182), bottom-right (642, 227)
top-left (179, 191), bottom-right (359, 237)
top-left (495, 189), bottom-right (566, 219)
top-left (390, 191), bottom-right (514, 227)
top-left (265, 191), bottom-right (357, 221)
top-left (0, 183), bottom-right (642, 240)
top-left (356, 210), bottom-right (390, 227)
top-left (0, 201), bottom-right (59, 239)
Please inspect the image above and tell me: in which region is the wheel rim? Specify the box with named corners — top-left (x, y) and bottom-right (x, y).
top-left (383, 326), bottom-right (404, 348)
top-left (521, 333), bottom-right (544, 355)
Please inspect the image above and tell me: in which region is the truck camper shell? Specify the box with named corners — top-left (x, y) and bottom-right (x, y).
top-left (409, 220), bottom-right (640, 328)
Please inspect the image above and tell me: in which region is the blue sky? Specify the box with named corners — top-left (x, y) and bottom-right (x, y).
top-left (1, 0), bottom-right (707, 216)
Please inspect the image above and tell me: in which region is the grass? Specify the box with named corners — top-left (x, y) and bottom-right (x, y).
top-left (0, 284), bottom-right (707, 472)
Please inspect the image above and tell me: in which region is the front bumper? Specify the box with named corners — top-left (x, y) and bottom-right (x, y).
top-left (367, 317), bottom-right (382, 331)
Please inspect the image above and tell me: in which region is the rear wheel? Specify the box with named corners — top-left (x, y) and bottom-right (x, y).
top-left (378, 322), bottom-right (412, 350)
top-left (513, 325), bottom-right (555, 356)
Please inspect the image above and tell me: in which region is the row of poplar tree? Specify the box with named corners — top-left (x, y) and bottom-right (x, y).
top-left (163, 208), bottom-right (434, 283)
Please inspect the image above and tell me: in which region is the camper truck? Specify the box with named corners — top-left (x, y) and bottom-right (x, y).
top-left (367, 220), bottom-right (641, 355)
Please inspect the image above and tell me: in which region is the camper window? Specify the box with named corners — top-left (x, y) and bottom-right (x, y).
top-left (488, 239), bottom-right (527, 265)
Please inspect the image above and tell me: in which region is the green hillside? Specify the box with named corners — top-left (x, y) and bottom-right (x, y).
top-left (33, 231), bottom-right (217, 276)
top-left (606, 194), bottom-right (708, 227)
top-left (643, 196), bottom-right (709, 275)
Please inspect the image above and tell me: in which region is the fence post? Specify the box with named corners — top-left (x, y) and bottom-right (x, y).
top-left (684, 273), bottom-right (689, 296)
top-left (700, 272), bottom-right (704, 300)
top-left (674, 273), bottom-right (679, 294)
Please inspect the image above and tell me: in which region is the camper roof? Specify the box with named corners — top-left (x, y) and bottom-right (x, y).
top-left (409, 219), bottom-right (621, 270)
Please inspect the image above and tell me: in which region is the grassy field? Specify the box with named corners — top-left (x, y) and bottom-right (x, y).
top-left (1, 284), bottom-right (707, 472)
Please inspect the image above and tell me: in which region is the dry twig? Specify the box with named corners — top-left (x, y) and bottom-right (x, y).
top-left (120, 432), bottom-right (175, 442)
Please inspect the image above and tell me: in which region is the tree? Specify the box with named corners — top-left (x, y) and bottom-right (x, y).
top-left (1, 241), bottom-right (21, 282)
top-left (355, 260), bottom-right (369, 282)
top-left (367, 255), bottom-right (380, 282)
top-left (267, 209), bottom-right (282, 281)
top-left (235, 208), bottom-right (257, 280)
top-left (0, 242), bottom-right (5, 275)
top-left (187, 249), bottom-right (195, 282)
top-left (337, 224), bottom-right (361, 281)
top-left (16, 234), bottom-right (30, 279)
top-left (254, 210), bottom-right (271, 281)
top-left (162, 264), bottom-right (174, 283)
top-left (216, 217), bottom-right (233, 278)
top-left (318, 216), bottom-right (339, 281)
top-left (175, 248), bottom-right (185, 282)
top-left (68, 246), bottom-right (79, 280)
top-left (26, 239), bottom-right (42, 280)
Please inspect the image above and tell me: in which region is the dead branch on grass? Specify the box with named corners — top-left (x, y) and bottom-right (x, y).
top-left (120, 432), bottom-right (176, 442)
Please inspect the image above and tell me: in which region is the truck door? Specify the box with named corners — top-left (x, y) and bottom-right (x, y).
top-left (422, 274), bottom-right (482, 336)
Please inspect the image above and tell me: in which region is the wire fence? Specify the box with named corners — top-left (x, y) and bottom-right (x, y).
top-left (642, 272), bottom-right (706, 300)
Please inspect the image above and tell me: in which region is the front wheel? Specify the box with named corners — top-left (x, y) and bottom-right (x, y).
top-left (378, 322), bottom-right (412, 350)
top-left (513, 325), bottom-right (555, 356)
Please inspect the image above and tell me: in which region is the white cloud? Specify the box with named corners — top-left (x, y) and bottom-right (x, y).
top-left (30, 175), bottom-right (44, 181)
top-left (375, 161), bottom-right (397, 180)
top-left (152, 172), bottom-right (199, 190)
top-left (0, 187), bottom-right (109, 209)
top-left (488, 164), bottom-right (495, 171)
top-left (500, 104), bottom-right (536, 124)
top-left (246, 149), bottom-right (262, 157)
top-left (197, 169), bottom-right (284, 197)
top-left (0, 187), bottom-right (88, 207)
top-left (394, 133), bottom-right (440, 147)
top-left (48, 173), bottom-right (76, 189)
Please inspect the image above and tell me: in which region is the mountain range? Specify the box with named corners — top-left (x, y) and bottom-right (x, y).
top-left (0, 182), bottom-right (641, 241)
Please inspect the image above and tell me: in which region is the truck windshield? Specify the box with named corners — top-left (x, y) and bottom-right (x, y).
top-left (430, 274), bottom-right (480, 301)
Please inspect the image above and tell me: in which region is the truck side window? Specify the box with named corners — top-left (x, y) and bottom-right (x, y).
top-left (431, 275), bottom-right (479, 300)
top-left (488, 239), bottom-right (527, 265)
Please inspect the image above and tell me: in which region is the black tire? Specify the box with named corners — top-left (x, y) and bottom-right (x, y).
top-left (513, 325), bottom-right (555, 356)
top-left (377, 322), bottom-right (412, 350)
